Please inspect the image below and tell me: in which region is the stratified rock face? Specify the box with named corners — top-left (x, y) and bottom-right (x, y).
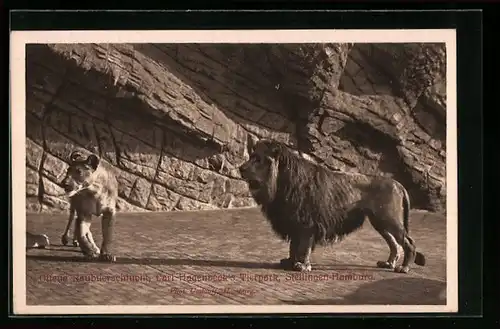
top-left (25, 42), bottom-right (446, 214)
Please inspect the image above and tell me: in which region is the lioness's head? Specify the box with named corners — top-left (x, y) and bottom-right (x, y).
top-left (238, 139), bottom-right (284, 202)
top-left (61, 150), bottom-right (100, 196)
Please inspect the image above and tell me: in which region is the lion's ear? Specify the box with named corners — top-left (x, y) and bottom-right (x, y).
top-left (86, 154), bottom-right (100, 170)
top-left (268, 142), bottom-right (283, 158)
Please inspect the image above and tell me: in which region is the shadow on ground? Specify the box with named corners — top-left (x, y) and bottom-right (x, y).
top-left (281, 277), bottom-right (447, 305)
top-left (27, 254), bottom-right (388, 272)
top-left (26, 209), bottom-right (447, 305)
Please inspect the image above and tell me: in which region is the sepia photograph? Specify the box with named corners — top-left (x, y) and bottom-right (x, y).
top-left (11, 29), bottom-right (457, 314)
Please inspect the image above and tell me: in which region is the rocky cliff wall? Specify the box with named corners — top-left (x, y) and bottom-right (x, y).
top-left (25, 43), bottom-right (447, 214)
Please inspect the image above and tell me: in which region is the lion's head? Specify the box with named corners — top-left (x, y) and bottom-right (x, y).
top-left (238, 139), bottom-right (285, 203)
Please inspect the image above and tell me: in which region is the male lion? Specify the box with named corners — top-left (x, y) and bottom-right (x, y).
top-left (238, 139), bottom-right (426, 274)
top-left (60, 150), bottom-right (119, 262)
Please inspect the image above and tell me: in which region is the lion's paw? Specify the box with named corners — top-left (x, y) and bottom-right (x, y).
top-left (99, 253), bottom-right (117, 263)
top-left (394, 265), bottom-right (410, 274)
top-left (72, 240), bottom-right (79, 247)
top-left (376, 260), bottom-right (396, 269)
top-left (280, 258), bottom-right (294, 270)
top-left (293, 262), bottom-right (312, 272)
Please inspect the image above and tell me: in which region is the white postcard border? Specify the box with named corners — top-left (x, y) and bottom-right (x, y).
top-left (11, 29), bottom-right (458, 315)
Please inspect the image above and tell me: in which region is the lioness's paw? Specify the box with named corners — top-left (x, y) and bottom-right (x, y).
top-left (72, 240), bottom-right (79, 247)
top-left (293, 262), bottom-right (312, 272)
top-left (83, 251), bottom-right (100, 260)
top-left (61, 235), bottom-right (71, 246)
top-left (394, 265), bottom-right (410, 274)
top-left (280, 258), bottom-right (294, 270)
top-left (79, 244), bottom-right (100, 259)
top-left (99, 253), bottom-right (117, 263)
top-left (377, 260), bottom-right (396, 269)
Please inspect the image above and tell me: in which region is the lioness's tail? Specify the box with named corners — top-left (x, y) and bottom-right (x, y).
top-left (399, 182), bottom-right (426, 267)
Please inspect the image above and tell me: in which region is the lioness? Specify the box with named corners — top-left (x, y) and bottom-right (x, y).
top-left (60, 150), bottom-right (119, 262)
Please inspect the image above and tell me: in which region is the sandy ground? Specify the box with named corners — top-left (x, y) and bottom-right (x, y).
top-left (25, 208), bottom-right (447, 305)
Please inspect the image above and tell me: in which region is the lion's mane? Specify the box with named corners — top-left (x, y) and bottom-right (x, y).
top-left (257, 143), bottom-right (372, 245)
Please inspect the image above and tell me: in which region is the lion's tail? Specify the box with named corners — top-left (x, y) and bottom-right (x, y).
top-left (401, 183), bottom-right (411, 234)
top-left (400, 182), bottom-right (426, 267)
